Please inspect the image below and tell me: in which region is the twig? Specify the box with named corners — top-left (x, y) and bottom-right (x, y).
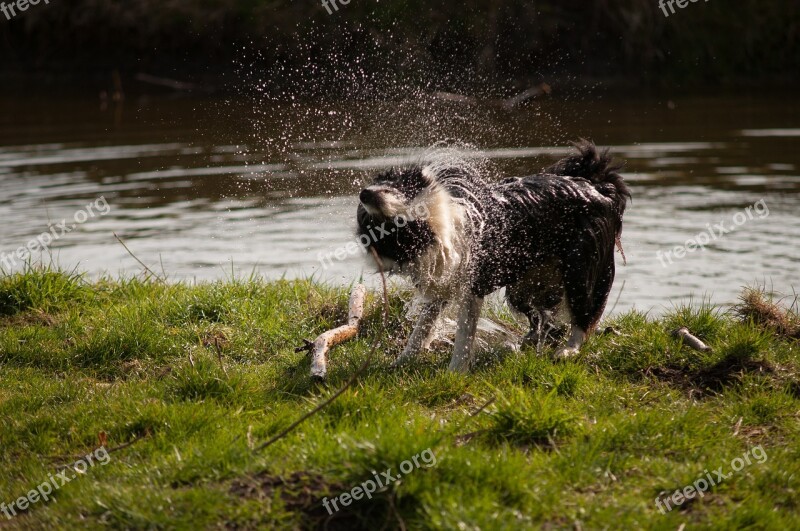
top-left (50, 430), bottom-right (150, 467)
top-left (113, 232), bottom-right (165, 283)
top-left (255, 340), bottom-right (376, 454)
top-left (215, 337), bottom-right (228, 376)
top-left (448, 395), bottom-right (497, 446)
top-left (159, 253), bottom-right (168, 281)
top-left (615, 235), bottom-right (627, 266)
top-left (672, 327), bottom-right (712, 352)
top-left (467, 395), bottom-right (497, 418)
top-left (387, 493), bottom-right (407, 531)
top-left (103, 431), bottom-right (150, 455)
top-left (254, 253), bottom-right (389, 454)
top-left (307, 284), bottom-right (367, 380)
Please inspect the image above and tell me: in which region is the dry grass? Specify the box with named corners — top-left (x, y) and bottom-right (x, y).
top-left (734, 288), bottom-right (800, 341)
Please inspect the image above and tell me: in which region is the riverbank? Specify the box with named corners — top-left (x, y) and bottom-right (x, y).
top-left (1, 268), bottom-right (799, 528)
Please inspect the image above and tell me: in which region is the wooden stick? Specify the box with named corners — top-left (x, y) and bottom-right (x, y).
top-left (254, 254), bottom-right (387, 453)
top-left (430, 84), bottom-right (552, 109)
top-left (301, 284), bottom-right (367, 380)
top-left (501, 83), bottom-right (552, 109)
top-left (256, 279), bottom-right (383, 453)
top-left (671, 327), bottom-right (713, 352)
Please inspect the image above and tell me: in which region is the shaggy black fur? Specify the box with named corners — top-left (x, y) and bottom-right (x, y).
top-left (357, 140), bottom-right (630, 349)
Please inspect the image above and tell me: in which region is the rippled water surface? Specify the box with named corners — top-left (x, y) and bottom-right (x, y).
top-left (1, 90), bottom-right (798, 314)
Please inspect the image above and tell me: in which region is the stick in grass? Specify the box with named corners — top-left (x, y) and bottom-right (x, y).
top-left (297, 284), bottom-right (367, 380)
top-left (256, 329), bottom-right (376, 453)
top-left (255, 253), bottom-right (388, 453)
top-left (671, 327), bottom-right (712, 352)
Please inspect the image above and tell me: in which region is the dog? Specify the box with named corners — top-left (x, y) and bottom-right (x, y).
top-left (356, 141), bottom-right (630, 372)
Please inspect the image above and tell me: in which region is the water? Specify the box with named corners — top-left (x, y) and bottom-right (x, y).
top-left (1, 89), bottom-right (798, 314)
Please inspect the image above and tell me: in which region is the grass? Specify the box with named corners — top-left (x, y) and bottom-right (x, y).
top-left (1, 266), bottom-right (799, 529)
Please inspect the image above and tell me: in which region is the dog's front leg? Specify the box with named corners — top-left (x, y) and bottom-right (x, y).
top-left (448, 295), bottom-right (484, 373)
top-left (392, 299), bottom-right (446, 367)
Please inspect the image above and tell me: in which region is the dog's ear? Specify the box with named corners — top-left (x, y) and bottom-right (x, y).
top-left (374, 168), bottom-right (401, 184)
top-left (420, 168), bottom-right (435, 187)
top-left (403, 167), bottom-right (436, 199)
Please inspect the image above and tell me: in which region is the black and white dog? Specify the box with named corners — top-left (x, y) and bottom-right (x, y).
top-left (356, 141), bottom-right (630, 372)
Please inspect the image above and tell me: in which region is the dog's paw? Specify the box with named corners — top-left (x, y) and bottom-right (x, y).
top-left (553, 346), bottom-right (580, 360)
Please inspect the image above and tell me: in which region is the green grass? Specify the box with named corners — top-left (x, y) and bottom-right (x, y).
top-left (1, 267), bottom-right (799, 529)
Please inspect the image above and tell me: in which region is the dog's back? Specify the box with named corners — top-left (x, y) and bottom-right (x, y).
top-left (469, 141), bottom-right (630, 358)
top-left (471, 142), bottom-right (628, 294)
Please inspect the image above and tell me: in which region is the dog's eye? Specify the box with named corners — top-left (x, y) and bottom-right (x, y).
top-left (375, 170), bottom-right (400, 184)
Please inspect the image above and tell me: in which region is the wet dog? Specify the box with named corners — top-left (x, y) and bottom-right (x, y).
top-left (356, 141), bottom-right (630, 372)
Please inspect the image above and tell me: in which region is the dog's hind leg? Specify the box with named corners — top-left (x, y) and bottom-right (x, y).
top-left (555, 325), bottom-right (587, 359)
top-left (520, 309), bottom-right (567, 351)
top-left (555, 242), bottom-right (616, 359)
top-left (555, 261), bottom-right (596, 360)
top-left (506, 266), bottom-right (565, 352)
top-left (448, 295), bottom-right (484, 373)
top-left (392, 299), bottom-right (446, 367)
top-left (587, 258), bottom-right (616, 332)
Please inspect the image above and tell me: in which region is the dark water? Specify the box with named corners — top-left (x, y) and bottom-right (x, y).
top-left (1, 89), bottom-right (798, 314)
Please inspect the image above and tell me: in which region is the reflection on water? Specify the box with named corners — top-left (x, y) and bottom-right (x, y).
top-left (0, 90), bottom-right (798, 314)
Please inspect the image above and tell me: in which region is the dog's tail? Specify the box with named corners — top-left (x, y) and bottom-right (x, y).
top-left (547, 140), bottom-right (629, 198)
top-left (546, 139), bottom-right (630, 261)
top-left (548, 140), bottom-right (629, 208)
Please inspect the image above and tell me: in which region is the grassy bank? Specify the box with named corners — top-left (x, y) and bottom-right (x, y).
top-left (1, 268), bottom-right (799, 529)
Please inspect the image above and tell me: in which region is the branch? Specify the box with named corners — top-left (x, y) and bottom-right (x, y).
top-left (302, 284), bottom-right (367, 380)
top-left (254, 253), bottom-right (388, 453)
top-left (672, 327), bottom-right (712, 352)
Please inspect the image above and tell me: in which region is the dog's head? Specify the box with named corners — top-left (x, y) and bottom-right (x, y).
top-left (356, 167), bottom-right (439, 269)
top-left (358, 167), bottom-right (433, 219)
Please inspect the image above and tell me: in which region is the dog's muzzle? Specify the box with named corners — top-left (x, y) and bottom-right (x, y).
top-left (359, 188), bottom-right (385, 217)
top-left (359, 188), bottom-right (378, 206)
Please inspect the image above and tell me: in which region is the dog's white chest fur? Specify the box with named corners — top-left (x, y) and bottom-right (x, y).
top-left (408, 181), bottom-right (471, 300)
